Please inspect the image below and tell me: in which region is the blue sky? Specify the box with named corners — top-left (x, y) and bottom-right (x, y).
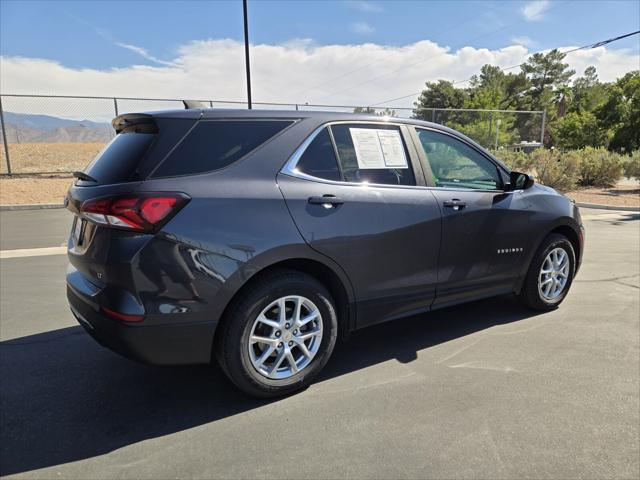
top-left (1, 1), bottom-right (638, 109)
top-left (2, 0), bottom-right (638, 70)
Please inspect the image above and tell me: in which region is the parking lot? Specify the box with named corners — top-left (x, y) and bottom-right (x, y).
top-left (0, 207), bottom-right (638, 479)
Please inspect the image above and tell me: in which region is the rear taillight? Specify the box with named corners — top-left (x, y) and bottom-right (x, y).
top-left (80, 193), bottom-right (189, 232)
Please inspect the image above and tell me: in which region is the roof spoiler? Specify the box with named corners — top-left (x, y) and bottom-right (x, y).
top-left (183, 100), bottom-right (208, 110)
top-left (112, 113), bottom-right (158, 134)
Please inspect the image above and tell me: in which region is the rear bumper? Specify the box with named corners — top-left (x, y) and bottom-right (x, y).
top-left (67, 273), bottom-right (217, 366)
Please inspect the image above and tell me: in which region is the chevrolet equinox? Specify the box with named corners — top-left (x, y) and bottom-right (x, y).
top-left (66, 108), bottom-right (584, 397)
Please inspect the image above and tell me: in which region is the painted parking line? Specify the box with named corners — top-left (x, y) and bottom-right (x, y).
top-left (0, 246), bottom-right (67, 259)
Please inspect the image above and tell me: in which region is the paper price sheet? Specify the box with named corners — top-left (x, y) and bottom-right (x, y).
top-left (350, 128), bottom-right (408, 170)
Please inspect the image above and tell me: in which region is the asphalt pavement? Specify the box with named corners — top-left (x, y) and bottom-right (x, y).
top-left (0, 207), bottom-right (638, 479)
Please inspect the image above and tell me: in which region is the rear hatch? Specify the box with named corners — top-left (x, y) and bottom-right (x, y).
top-left (66, 113), bottom-right (194, 288)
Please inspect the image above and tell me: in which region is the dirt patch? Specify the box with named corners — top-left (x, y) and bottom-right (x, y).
top-left (0, 176), bottom-right (73, 205)
top-left (0, 143), bottom-right (106, 174)
top-left (566, 184), bottom-right (640, 208)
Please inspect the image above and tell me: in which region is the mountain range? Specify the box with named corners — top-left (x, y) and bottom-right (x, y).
top-left (1, 111), bottom-right (114, 143)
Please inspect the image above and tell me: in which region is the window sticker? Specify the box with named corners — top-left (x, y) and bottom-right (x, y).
top-left (377, 130), bottom-right (407, 167)
top-left (349, 128), bottom-right (408, 169)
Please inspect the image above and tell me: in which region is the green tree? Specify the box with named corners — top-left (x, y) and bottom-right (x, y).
top-left (521, 49), bottom-right (575, 110)
top-left (412, 80), bottom-right (467, 121)
top-left (353, 106), bottom-right (376, 114)
top-left (554, 111), bottom-right (608, 149)
top-left (571, 66), bottom-right (608, 114)
top-left (596, 71), bottom-right (640, 152)
top-left (353, 106), bottom-right (397, 117)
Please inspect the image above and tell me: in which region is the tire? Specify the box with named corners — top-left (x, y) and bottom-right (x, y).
top-left (518, 233), bottom-right (576, 311)
top-left (215, 269), bottom-right (338, 398)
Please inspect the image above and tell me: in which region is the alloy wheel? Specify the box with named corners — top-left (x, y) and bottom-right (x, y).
top-left (538, 247), bottom-right (570, 301)
top-left (248, 295), bottom-right (323, 379)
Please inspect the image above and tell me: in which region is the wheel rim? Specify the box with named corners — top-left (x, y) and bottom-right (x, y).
top-left (538, 247), bottom-right (570, 301)
top-left (248, 295), bottom-right (323, 379)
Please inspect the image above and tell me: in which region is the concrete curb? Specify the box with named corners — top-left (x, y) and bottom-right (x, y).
top-left (0, 203), bottom-right (65, 211)
top-left (575, 202), bottom-right (640, 212)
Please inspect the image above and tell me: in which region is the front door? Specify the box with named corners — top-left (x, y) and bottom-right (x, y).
top-left (278, 122), bottom-right (442, 328)
top-left (410, 126), bottom-right (528, 308)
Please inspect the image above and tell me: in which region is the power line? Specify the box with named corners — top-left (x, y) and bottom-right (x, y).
top-left (369, 29), bottom-right (640, 107)
top-left (311, 0), bottom-right (572, 104)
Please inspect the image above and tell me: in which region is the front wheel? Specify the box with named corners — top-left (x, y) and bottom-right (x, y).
top-left (518, 233), bottom-right (576, 311)
top-left (215, 270), bottom-right (338, 398)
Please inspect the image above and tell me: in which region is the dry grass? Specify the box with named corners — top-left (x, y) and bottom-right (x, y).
top-left (0, 143), bottom-right (106, 174)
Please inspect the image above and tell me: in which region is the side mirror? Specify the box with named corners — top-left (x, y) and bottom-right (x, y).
top-left (508, 171), bottom-right (534, 191)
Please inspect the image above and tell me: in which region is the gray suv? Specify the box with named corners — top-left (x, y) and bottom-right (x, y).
top-left (66, 109), bottom-right (584, 397)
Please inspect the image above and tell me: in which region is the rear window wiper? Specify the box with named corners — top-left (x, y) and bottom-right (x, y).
top-left (73, 171), bottom-right (97, 183)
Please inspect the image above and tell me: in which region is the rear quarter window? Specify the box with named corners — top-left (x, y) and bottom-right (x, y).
top-left (150, 120), bottom-right (293, 178)
top-left (82, 132), bottom-right (155, 185)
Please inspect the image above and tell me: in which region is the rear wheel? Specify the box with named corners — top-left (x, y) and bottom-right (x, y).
top-left (215, 270), bottom-right (338, 397)
top-left (518, 233), bottom-right (575, 311)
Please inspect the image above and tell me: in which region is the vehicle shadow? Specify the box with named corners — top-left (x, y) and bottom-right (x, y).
top-left (591, 212), bottom-right (640, 225)
top-left (0, 295), bottom-right (540, 476)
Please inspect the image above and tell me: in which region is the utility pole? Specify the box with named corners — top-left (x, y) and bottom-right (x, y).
top-left (243, 0), bottom-right (252, 109)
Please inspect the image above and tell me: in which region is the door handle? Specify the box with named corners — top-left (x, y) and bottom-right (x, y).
top-left (308, 195), bottom-right (344, 209)
top-left (443, 199), bottom-right (467, 210)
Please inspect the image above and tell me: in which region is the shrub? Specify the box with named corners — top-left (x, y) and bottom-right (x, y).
top-left (623, 151), bottom-right (640, 179)
top-left (529, 149), bottom-right (580, 192)
top-left (492, 150), bottom-right (534, 173)
top-left (493, 147), bottom-right (627, 191)
top-left (577, 147), bottom-right (624, 187)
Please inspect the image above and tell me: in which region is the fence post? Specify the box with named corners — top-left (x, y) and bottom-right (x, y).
top-left (113, 97), bottom-right (119, 116)
top-left (0, 96), bottom-right (12, 175)
top-left (540, 110), bottom-right (546, 147)
top-left (431, 109), bottom-right (435, 123)
top-left (487, 112), bottom-right (494, 149)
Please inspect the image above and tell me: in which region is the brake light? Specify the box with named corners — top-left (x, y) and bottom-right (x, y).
top-left (81, 193), bottom-right (189, 232)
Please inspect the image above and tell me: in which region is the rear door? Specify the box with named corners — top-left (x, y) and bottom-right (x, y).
top-left (410, 126), bottom-right (528, 307)
top-left (278, 122), bottom-right (442, 328)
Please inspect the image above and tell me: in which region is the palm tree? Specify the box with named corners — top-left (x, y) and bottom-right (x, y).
top-left (554, 85), bottom-right (573, 118)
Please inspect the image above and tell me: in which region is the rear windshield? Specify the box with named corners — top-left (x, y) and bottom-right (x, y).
top-left (82, 132), bottom-right (155, 185)
top-left (149, 120), bottom-right (293, 178)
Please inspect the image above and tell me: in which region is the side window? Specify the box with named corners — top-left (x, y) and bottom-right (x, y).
top-left (415, 129), bottom-right (502, 190)
top-left (330, 124), bottom-right (416, 186)
top-left (295, 128), bottom-right (341, 181)
top-left (151, 120), bottom-right (292, 178)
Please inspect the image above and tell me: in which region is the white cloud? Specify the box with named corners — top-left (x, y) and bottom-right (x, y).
top-left (522, 0), bottom-right (550, 21)
top-left (350, 22), bottom-right (375, 35)
top-left (1, 39), bottom-right (638, 120)
top-left (114, 42), bottom-right (177, 67)
top-left (511, 36), bottom-right (537, 48)
top-left (347, 1), bottom-right (384, 13)
top-left (90, 26), bottom-right (176, 67)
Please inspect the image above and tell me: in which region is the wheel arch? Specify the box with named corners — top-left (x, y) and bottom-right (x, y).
top-left (516, 219), bottom-right (582, 293)
top-left (549, 224), bottom-right (582, 268)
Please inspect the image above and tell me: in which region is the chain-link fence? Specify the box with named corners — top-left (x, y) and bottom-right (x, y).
top-left (0, 94), bottom-right (545, 175)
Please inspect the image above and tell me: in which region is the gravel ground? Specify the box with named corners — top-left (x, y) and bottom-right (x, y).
top-left (567, 183), bottom-right (640, 208)
top-left (0, 176), bottom-right (72, 205)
